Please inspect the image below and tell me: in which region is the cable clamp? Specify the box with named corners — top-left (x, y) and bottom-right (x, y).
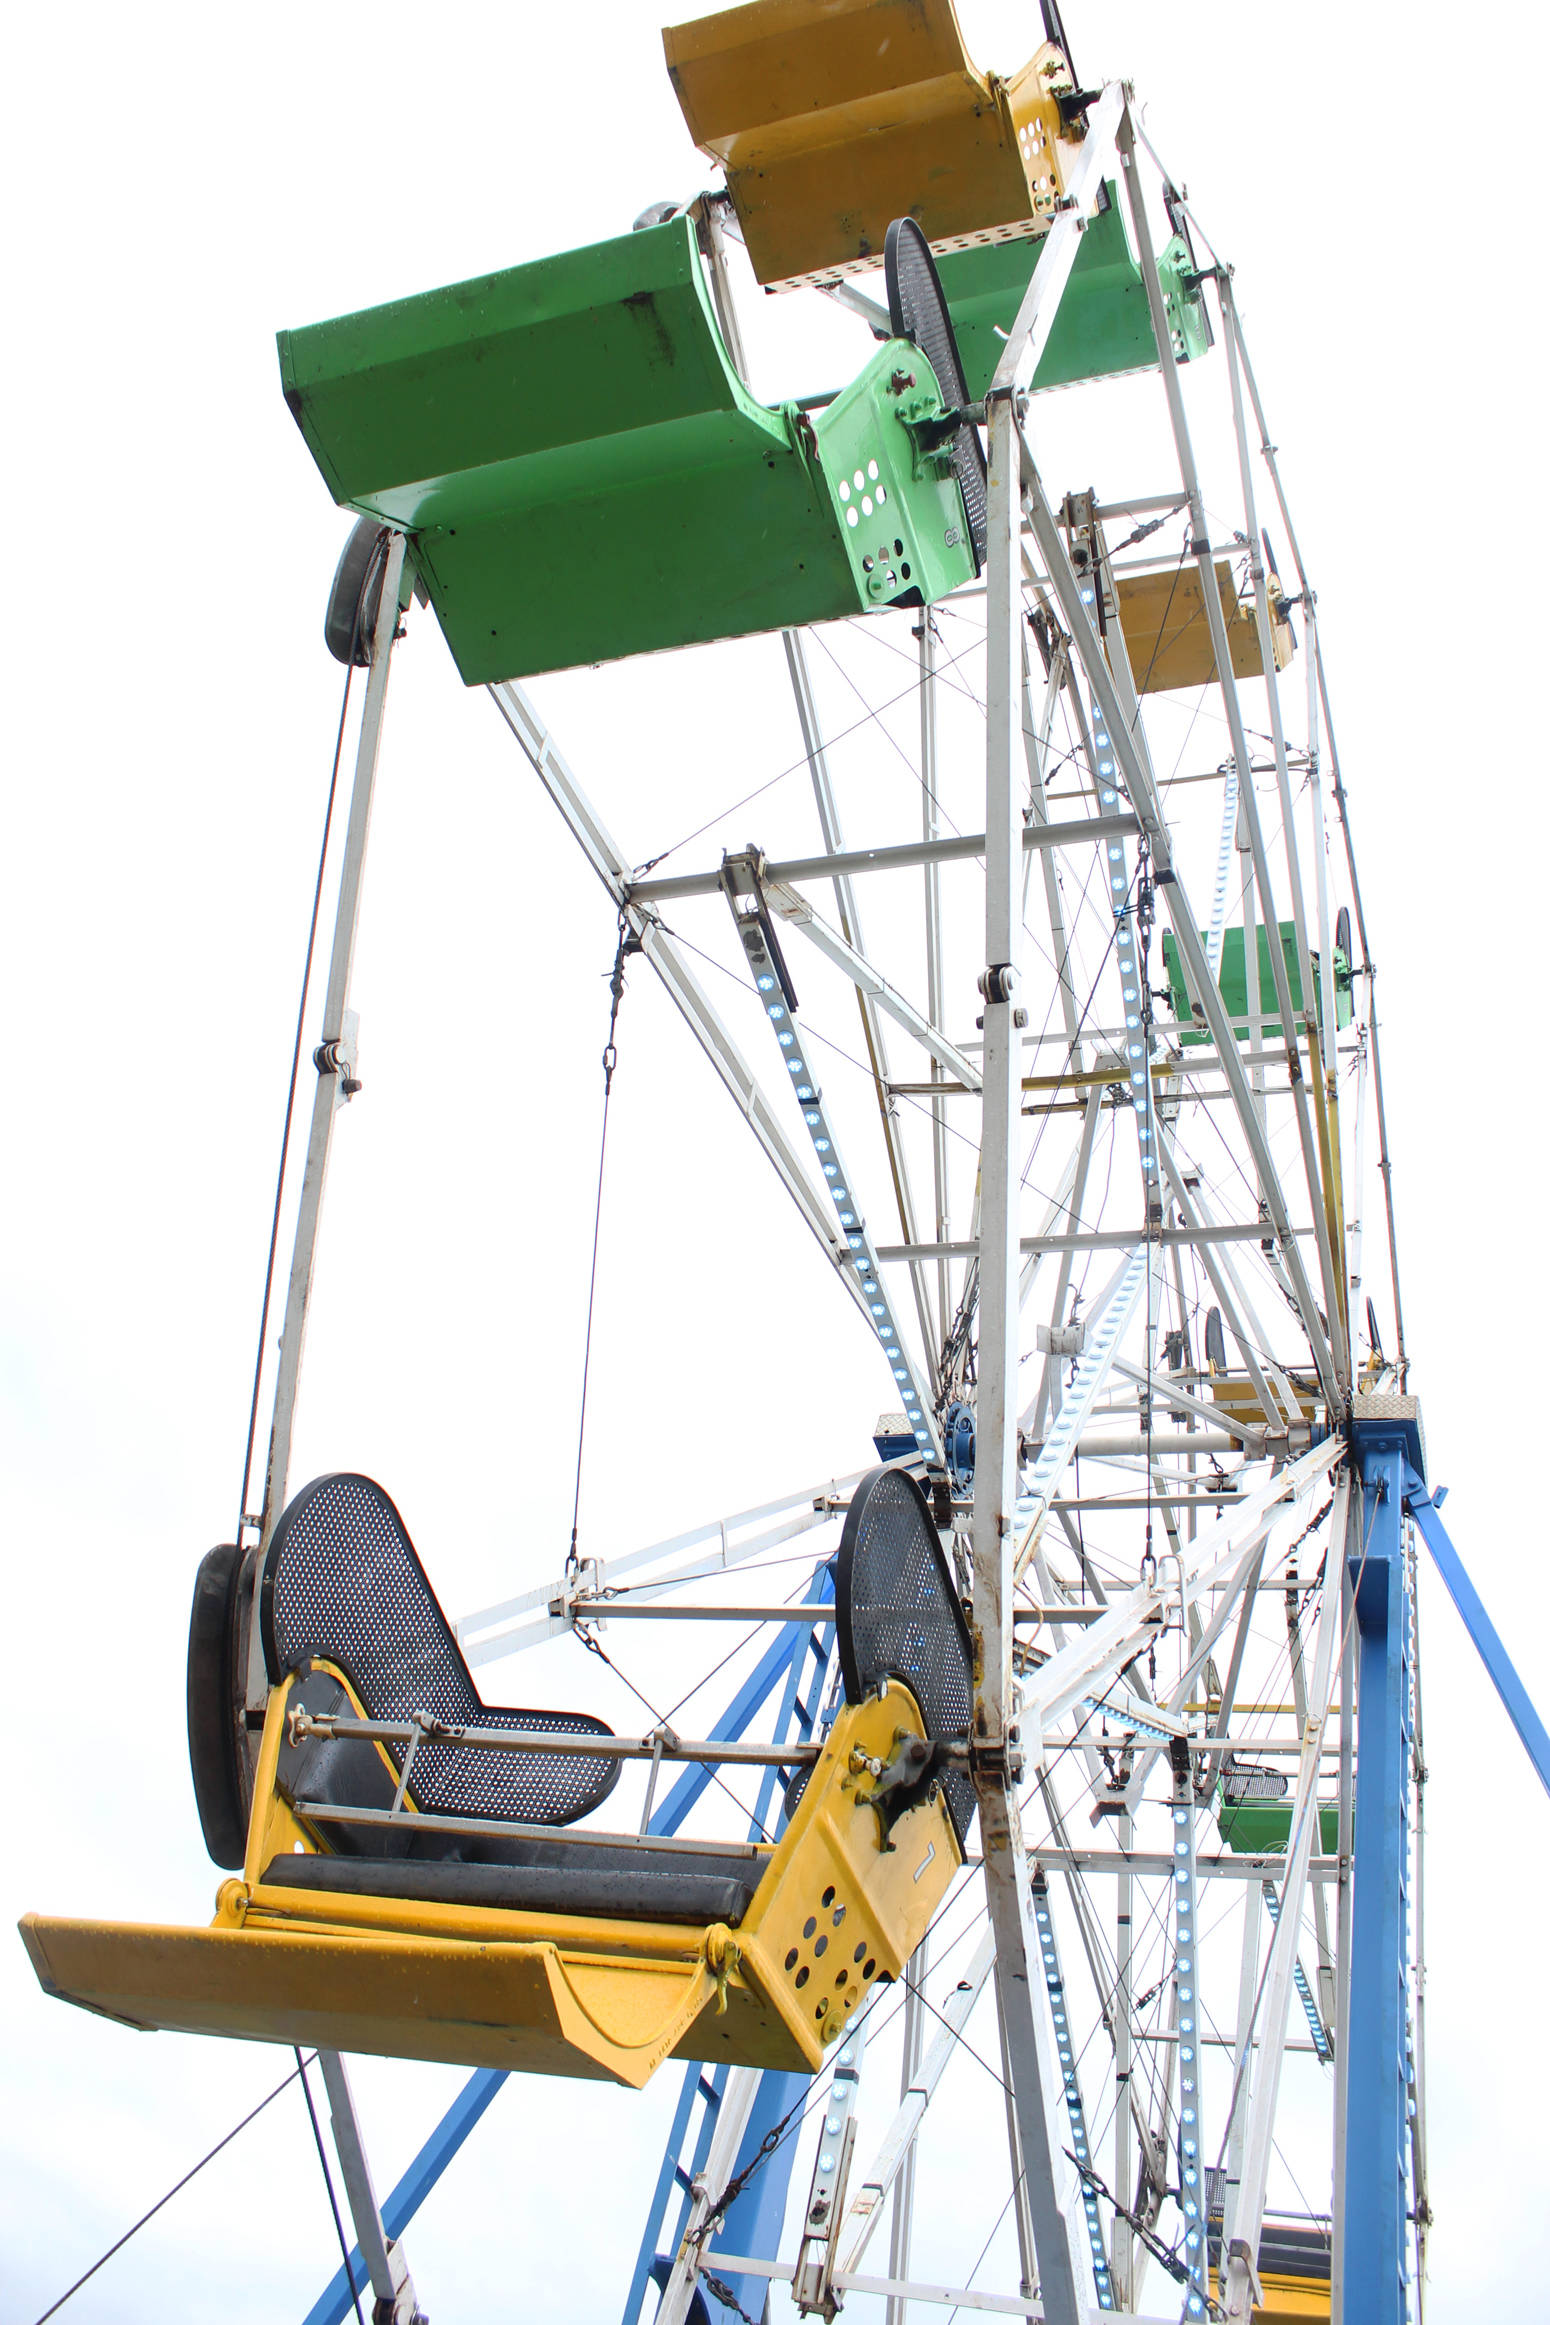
top-left (313, 1008), bottom-right (361, 1098)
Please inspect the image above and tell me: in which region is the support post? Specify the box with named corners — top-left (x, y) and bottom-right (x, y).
top-left (971, 387), bottom-right (1090, 2325)
top-left (1343, 1425), bottom-right (1414, 2325)
top-left (315, 2051), bottom-right (424, 2325)
top-left (886, 1934), bottom-right (928, 2325)
top-left (259, 530), bottom-right (409, 1551)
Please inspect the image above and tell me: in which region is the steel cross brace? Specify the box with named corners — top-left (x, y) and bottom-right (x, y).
top-left (1403, 1475), bottom-right (1550, 1800)
top-left (1341, 1426), bottom-right (1414, 2325)
top-left (1014, 434), bottom-right (1342, 1417)
top-left (306, 1577), bottom-right (836, 2325)
top-left (1166, 1749), bottom-right (1208, 2321)
top-left (488, 681), bottom-right (876, 1334)
top-left (634, 1563), bottom-right (839, 2325)
top-left (970, 380), bottom-right (1093, 2325)
top-left (720, 852), bottom-right (941, 1464)
top-left (1030, 1867), bottom-right (1116, 2307)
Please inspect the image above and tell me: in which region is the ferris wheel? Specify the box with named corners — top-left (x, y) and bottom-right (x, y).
top-left (19, 7), bottom-right (1550, 2325)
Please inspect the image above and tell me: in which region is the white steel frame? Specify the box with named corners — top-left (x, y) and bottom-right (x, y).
top-left (246, 78), bottom-right (1415, 2325)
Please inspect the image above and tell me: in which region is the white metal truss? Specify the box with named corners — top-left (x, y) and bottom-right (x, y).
top-left (227, 70), bottom-right (1417, 2325)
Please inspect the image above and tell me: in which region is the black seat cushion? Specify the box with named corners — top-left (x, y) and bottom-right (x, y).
top-left (260, 1838), bottom-right (766, 1927)
top-left (836, 1465), bottom-right (975, 1841)
top-left (260, 1473), bottom-right (618, 1829)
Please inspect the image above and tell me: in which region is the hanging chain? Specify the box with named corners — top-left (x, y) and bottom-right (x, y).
top-left (566, 910), bottom-right (639, 1583)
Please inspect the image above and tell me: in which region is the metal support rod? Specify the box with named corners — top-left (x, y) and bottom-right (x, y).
top-left (972, 387), bottom-right (1091, 2325)
top-left (1405, 1479), bottom-right (1550, 1796)
top-left (628, 813), bottom-right (1140, 903)
top-left (1115, 130), bottom-right (1348, 1390)
top-left (839, 1929), bottom-right (999, 2276)
top-left (1342, 1443), bottom-right (1411, 2325)
top-left (1028, 1090), bottom-right (1102, 1442)
top-left (1014, 409), bottom-right (1340, 1417)
top-left (887, 1938), bottom-right (927, 2325)
top-left (290, 1710), bottom-right (820, 1766)
top-left (778, 629), bottom-right (942, 1393)
top-left (881, 1218), bottom-right (1311, 1265)
top-left (317, 2049), bottom-right (418, 2322)
top-left (1331, 1552), bottom-right (1357, 2325)
top-left (920, 611), bottom-right (953, 1350)
top-left (1284, 1566), bottom-right (1336, 2029)
top-left (1112, 1813), bottom-right (1134, 2307)
top-left (488, 682), bottom-right (876, 1331)
top-left (994, 1967), bottom-right (1042, 2310)
top-left (656, 2070), bottom-right (760, 2325)
top-left (1019, 618), bottom-right (1084, 1065)
top-left (259, 531), bottom-right (408, 1551)
top-left (1221, 1475), bottom-right (1349, 2316)
top-left (765, 879), bottom-right (981, 1088)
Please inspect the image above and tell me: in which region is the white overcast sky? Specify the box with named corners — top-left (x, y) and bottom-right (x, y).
top-left (4, 3), bottom-right (1548, 2320)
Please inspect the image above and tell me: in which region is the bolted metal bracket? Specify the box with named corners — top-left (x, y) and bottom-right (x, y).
top-left (793, 2022), bottom-right (866, 2315)
top-left (314, 1007), bottom-right (363, 1101)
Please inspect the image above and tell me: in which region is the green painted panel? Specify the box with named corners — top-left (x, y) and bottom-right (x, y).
top-left (1218, 1799), bottom-right (1341, 1855)
top-left (936, 188), bottom-right (1212, 401)
top-left (278, 215), bottom-right (976, 685)
top-left (1162, 924), bottom-right (1355, 1048)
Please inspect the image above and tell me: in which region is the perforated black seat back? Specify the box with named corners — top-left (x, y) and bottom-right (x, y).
top-left (885, 216), bottom-right (988, 569)
top-left (261, 1473), bottom-right (618, 1827)
top-left (835, 1465), bottom-right (975, 1840)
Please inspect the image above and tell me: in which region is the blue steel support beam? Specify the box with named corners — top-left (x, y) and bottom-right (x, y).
top-left (307, 1576), bottom-right (834, 2325)
top-left (631, 1568), bottom-right (838, 2325)
top-left (303, 2069), bottom-right (506, 2325)
top-left (1404, 1478), bottom-right (1550, 1800)
top-left (1342, 1436), bottom-right (1412, 2325)
top-left (697, 2067), bottom-right (810, 2325)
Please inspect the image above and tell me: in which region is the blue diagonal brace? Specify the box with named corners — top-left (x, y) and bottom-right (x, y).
top-left (303, 2069), bottom-right (506, 2325)
top-left (306, 1581), bottom-right (835, 2325)
top-left (1405, 1475), bottom-right (1550, 1800)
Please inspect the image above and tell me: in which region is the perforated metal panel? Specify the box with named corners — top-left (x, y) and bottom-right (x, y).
top-left (885, 216), bottom-right (988, 567)
top-left (262, 1473), bottom-right (617, 1827)
top-left (1222, 1761), bottom-right (1288, 1804)
top-left (836, 1466), bottom-right (975, 1840)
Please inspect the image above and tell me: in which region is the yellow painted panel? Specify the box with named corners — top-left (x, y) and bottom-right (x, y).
top-left (1209, 1374), bottom-right (1322, 1431)
top-left (1210, 2267), bottom-right (1330, 2322)
top-left (664, 0), bottom-right (1079, 286)
top-left (735, 1685), bottom-right (961, 2059)
top-left (19, 1914), bottom-right (719, 2087)
top-left (1115, 563), bottom-right (1296, 695)
top-left (22, 1677), bottom-right (958, 2089)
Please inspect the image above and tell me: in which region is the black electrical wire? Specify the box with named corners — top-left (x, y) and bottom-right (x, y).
top-left (295, 2050), bottom-right (368, 2325)
top-left (636, 631), bottom-right (989, 873)
top-left (32, 2056), bottom-right (312, 2323)
top-left (235, 532), bottom-right (390, 1544)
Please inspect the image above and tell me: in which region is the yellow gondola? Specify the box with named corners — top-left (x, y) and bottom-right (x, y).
top-left (22, 1466), bottom-right (970, 2089)
top-left (663, 0), bottom-right (1086, 288)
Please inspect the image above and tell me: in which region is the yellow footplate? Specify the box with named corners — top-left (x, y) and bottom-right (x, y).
top-left (19, 1916), bottom-right (722, 2087)
top-left (20, 1686), bottom-right (960, 2090)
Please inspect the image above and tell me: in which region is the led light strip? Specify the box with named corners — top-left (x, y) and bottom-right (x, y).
top-left (799, 2022), bottom-right (866, 2254)
top-left (745, 941), bottom-right (941, 1464)
top-left (1075, 1696), bottom-right (1183, 1752)
top-left (1031, 1869), bottom-right (1116, 2309)
top-left (1090, 697), bottom-right (1159, 1201)
top-left (1170, 1758), bottom-right (1209, 2321)
top-left (1206, 761), bottom-right (1240, 982)
top-left (1017, 1246), bottom-right (1154, 1565)
top-left (1260, 1879), bottom-right (1333, 2064)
